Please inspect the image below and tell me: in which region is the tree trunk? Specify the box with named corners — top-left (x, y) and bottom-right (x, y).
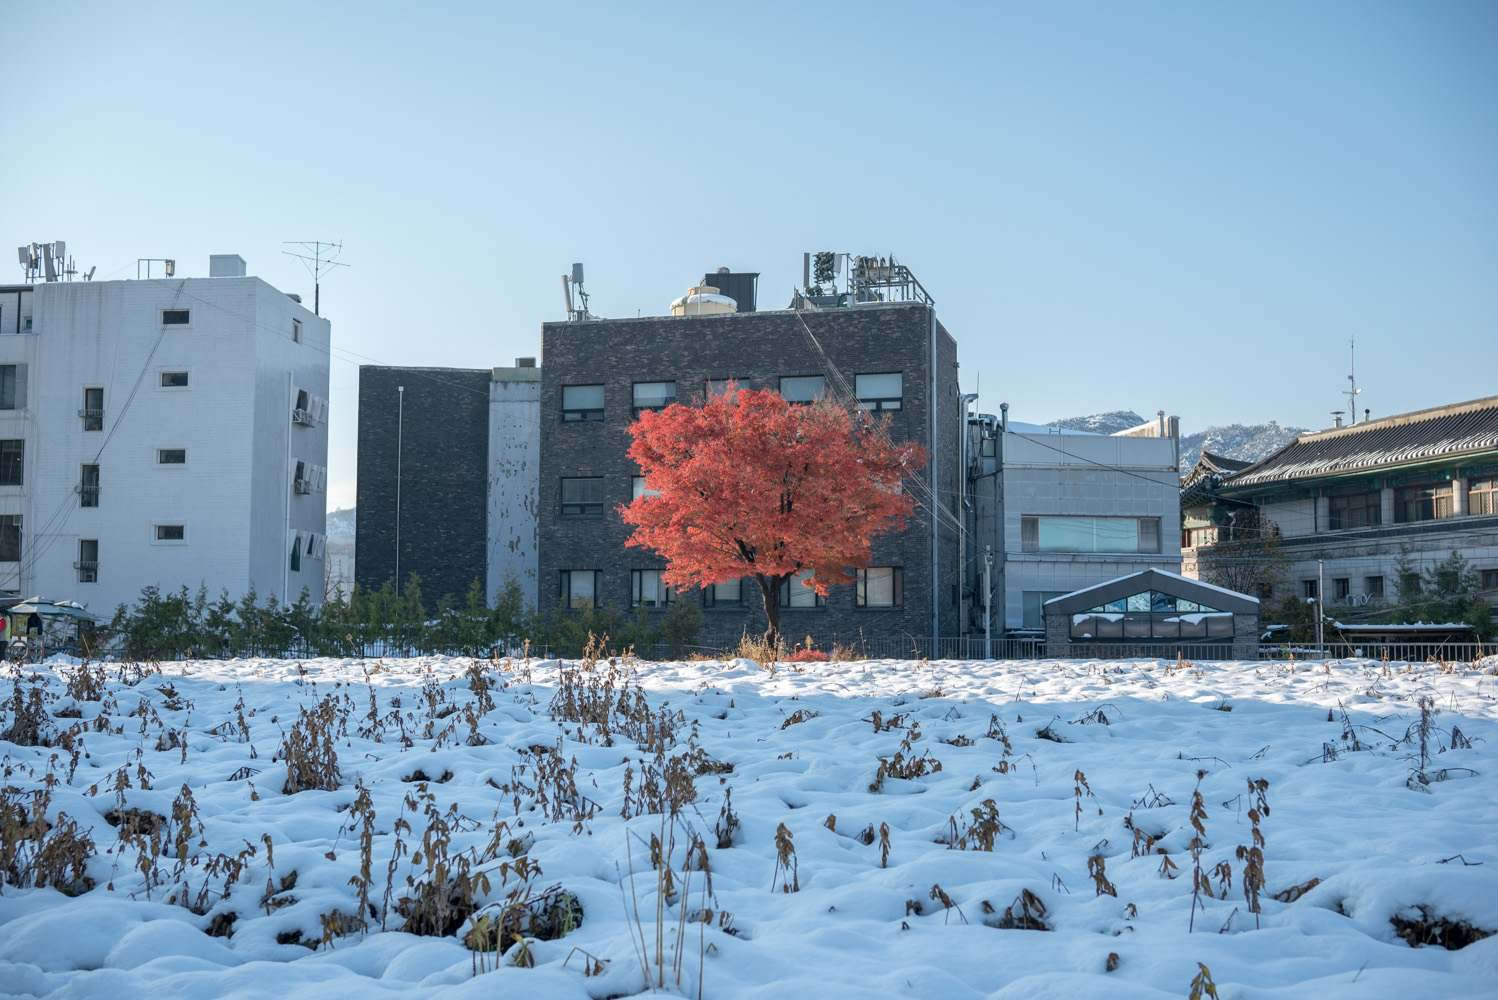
top-left (755, 574), bottom-right (783, 651)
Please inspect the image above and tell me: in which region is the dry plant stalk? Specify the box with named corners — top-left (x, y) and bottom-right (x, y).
top-left (1189, 961), bottom-right (1220, 999)
top-left (1235, 778), bottom-right (1269, 927)
top-left (1074, 769), bottom-right (1099, 831)
top-left (772, 823), bottom-right (799, 893)
top-left (279, 695), bottom-right (342, 794)
top-left (1189, 769), bottom-right (1209, 931)
top-left (1088, 854), bottom-right (1117, 897)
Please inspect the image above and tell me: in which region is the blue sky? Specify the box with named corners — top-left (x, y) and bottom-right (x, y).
top-left (10, 1), bottom-right (1496, 508)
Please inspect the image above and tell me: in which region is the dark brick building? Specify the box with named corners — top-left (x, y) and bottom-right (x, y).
top-left (538, 301), bottom-right (962, 642)
top-left (355, 366), bottom-right (491, 603)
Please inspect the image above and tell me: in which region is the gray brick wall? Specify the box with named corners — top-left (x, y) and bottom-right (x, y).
top-left (355, 366), bottom-right (491, 604)
top-left (537, 303), bottom-right (962, 643)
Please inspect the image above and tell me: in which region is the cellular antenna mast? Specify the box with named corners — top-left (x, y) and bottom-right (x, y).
top-left (1343, 337), bottom-right (1361, 423)
top-left (282, 241), bottom-right (348, 316)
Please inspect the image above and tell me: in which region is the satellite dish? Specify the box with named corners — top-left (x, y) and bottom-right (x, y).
top-left (85, 266), bottom-right (96, 281)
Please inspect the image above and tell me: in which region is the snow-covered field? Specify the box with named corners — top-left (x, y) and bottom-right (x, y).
top-left (2, 651), bottom-right (1496, 1000)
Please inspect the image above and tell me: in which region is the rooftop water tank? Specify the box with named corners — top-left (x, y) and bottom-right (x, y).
top-left (669, 284), bottom-right (737, 317)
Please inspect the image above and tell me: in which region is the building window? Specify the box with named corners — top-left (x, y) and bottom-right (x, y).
top-left (1482, 569), bottom-right (1498, 592)
top-left (1333, 578), bottom-right (1350, 600)
top-left (80, 464), bottom-right (99, 507)
top-left (1303, 580), bottom-right (1318, 599)
top-left (290, 534), bottom-right (302, 572)
top-left (292, 318), bottom-right (302, 343)
top-left (162, 309), bottom-right (190, 325)
top-left (1328, 491), bottom-right (1381, 530)
top-left (1021, 516), bottom-right (1162, 554)
top-left (76, 539), bottom-right (98, 583)
top-left (857, 567), bottom-right (903, 607)
top-left (780, 376), bottom-right (825, 403)
top-left (0, 515), bottom-right (19, 562)
top-left (1469, 477), bottom-right (1498, 516)
top-left (0, 440), bottom-right (21, 487)
top-left (561, 384), bottom-right (605, 422)
top-left (980, 435), bottom-right (996, 458)
top-left (158, 448), bottom-right (187, 465)
top-left (1022, 590), bottom-right (1068, 629)
top-left (560, 569), bottom-right (600, 609)
top-left (160, 371), bottom-right (189, 387)
top-left (779, 569), bottom-right (826, 608)
top-left (855, 373), bottom-right (902, 412)
top-left (704, 578), bottom-right (743, 608)
top-left (1366, 576), bottom-right (1385, 598)
top-left (81, 387), bottom-right (103, 431)
top-left (1395, 480), bottom-right (1453, 523)
top-left (561, 477), bottom-right (604, 516)
top-left (0, 365), bottom-right (27, 410)
top-left (631, 476), bottom-right (662, 501)
top-left (155, 524), bottom-right (185, 541)
top-left (631, 569), bottom-right (673, 607)
top-left (633, 381), bottom-right (676, 415)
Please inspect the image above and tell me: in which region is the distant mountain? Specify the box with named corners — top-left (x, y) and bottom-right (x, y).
top-left (1045, 411), bottom-right (1147, 435)
top-left (327, 507), bottom-right (356, 546)
top-left (1047, 412), bottom-right (1306, 472)
top-left (1178, 422), bottom-right (1305, 470)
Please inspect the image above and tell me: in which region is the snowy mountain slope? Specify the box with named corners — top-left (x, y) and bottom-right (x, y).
top-left (1045, 412), bottom-right (1306, 470)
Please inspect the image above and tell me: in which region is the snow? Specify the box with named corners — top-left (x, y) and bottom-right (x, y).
top-left (2, 652), bottom-right (1496, 999)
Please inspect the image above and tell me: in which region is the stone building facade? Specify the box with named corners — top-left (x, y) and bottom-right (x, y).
top-left (537, 301), bottom-right (962, 642)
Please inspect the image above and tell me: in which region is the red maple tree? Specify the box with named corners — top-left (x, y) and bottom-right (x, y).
top-left (620, 386), bottom-right (926, 648)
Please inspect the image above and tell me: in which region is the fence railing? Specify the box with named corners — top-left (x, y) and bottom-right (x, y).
top-left (99, 636), bottom-right (1490, 665)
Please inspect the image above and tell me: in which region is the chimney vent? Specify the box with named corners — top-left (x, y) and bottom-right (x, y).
top-left (516, 357), bottom-right (536, 368)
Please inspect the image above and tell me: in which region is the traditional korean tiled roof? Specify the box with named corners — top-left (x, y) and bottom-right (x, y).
top-left (1221, 395), bottom-right (1498, 490)
top-left (1180, 452), bottom-right (1255, 507)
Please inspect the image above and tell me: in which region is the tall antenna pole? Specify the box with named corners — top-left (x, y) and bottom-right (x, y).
top-left (1344, 337), bottom-right (1361, 423)
top-left (282, 241), bottom-right (349, 316)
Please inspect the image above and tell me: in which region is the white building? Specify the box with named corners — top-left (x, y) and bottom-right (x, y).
top-left (0, 251), bottom-right (330, 618)
top-left (966, 410), bottom-right (1183, 633)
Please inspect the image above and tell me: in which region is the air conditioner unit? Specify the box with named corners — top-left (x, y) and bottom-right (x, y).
top-left (292, 408), bottom-right (314, 426)
top-left (294, 479), bottom-right (311, 495)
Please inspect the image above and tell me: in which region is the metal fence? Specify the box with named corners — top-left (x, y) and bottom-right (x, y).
top-left (113, 636), bottom-right (1489, 665)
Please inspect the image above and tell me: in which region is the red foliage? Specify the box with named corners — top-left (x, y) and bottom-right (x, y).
top-left (620, 386), bottom-right (925, 643)
top-left (787, 648), bottom-right (831, 663)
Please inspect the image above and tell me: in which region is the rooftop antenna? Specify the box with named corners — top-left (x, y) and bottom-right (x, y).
top-left (562, 262), bottom-right (590, 321)
top-left (282, 241), bottom-right (348, 316)
top-left (1343, 337), bottom-right (1361, 423)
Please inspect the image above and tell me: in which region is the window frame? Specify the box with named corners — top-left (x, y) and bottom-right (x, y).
top-left (0, 439), bottom-right (22, 487)
top-left (1468, 477), bottom-right (1497, 516)
top-left (81, 387), bottom-right (104, 431)
top-left (1020, 515), bottom-right (1162, 554)
top-left (779, 375), bottom-right (825, 404)
top-left (560, 477), bottom-right (605, 517)
top-left (631, 476), bottom-right (662, 502)
top-left (159, 371), bottom-right (189, 388)
top-left (76, 538), bottom-right (98, 583)
top-left (630, 568), bottom-right (674, 608)
top-left (161, 309), bottom-right (191, 326)
top-left (1366, 576), bottom-right (1385, 598)
top-left (855, 372), bottom-right (903, 412)
top-left (79, 464), bottom-right (99, 507)
top-left (856, 566), bottom-right (903, 607)
top-left (1328, 491), bottom-right (1382, 530)
top-left (154, 524), bottom-right (187, 543)
top-left (779, 569), bottom-right (826, 609)
top-left (0, 364), bottom-right (27, 410)
top-left (561, 384), bottom-right (605, 422)
top-left (704, 578), bottom-right (744, 608)
top-left (292, 318), bottom-right (302, 344)
top-left (157, 448), bottom-right (188, 466)
top-left (1394, 480), bottom-right (1453, 523)
top-left (0, 514), bottom-right (19, 562)
top-left (560, 569), bottom-right (601, 610)
top-left (632, 381), bottom-right (676, 416)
